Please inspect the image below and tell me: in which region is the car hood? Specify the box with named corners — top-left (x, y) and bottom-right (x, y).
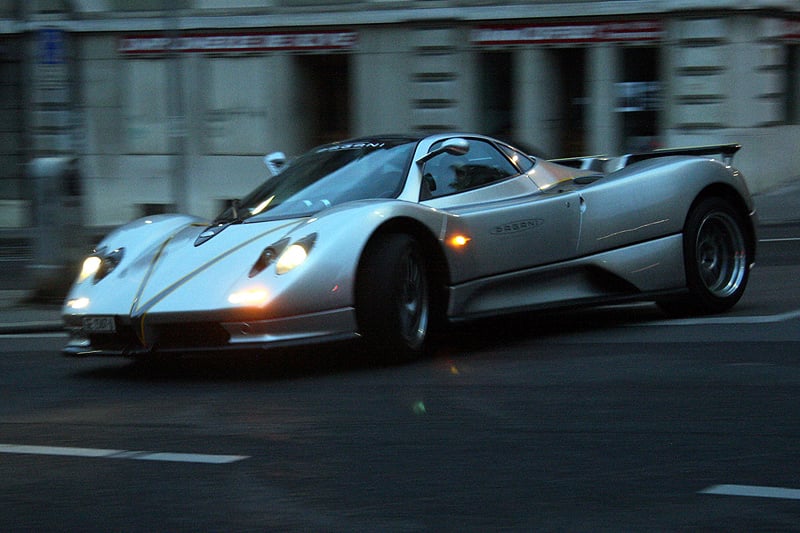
top-left (66, 214), bottom-right (309, 319)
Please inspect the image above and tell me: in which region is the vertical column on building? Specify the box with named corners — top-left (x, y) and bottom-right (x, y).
top-left (28, 28), bottom-right (73, 157)
top-left (352, 27), bottom-right (412, 135)
top-left (586, 44), bottom-right (621, 156)
top-left (666, 16), bottom-right (793, 190)
top-left (727, 16), bottom-right (785, 129)
top-left (668, 18), bottom-right (730, 135)
top-left (167, 36), bottom-right (187, 215)
top-left (514, 48), bottom-right (559, 157)
top-left (409, 26), bottom-right (470, 133)
top-left (793, 44), bottom-right (800, 124)
top-left (25, 25), bottom-right (92, 289)
top-left (0, 35), bottom-right (25, 229)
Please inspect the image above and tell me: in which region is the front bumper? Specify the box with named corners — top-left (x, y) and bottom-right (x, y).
top-left (63, 307), bottom-right (359, 357)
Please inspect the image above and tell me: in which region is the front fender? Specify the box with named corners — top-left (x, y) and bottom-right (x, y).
top-left (262, 200), bottom-right (449, 316)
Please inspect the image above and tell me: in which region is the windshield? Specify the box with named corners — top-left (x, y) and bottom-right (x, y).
top-left (215, 139), bottom-right (418, 223)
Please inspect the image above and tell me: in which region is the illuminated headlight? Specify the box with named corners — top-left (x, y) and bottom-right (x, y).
top-left (275, 244), bottom-right (308, 275)
top-left (274, 234), bottom-right (317, 275)
top-left (78, 256), bottom-right (102, 282)
top-left (248, 234), bottom-right (316, 277)
top-left (78, 247), bottom-right (125, 284)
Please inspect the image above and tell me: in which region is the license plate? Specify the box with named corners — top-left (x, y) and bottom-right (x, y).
top-left (83, 316), bottom-right (116, 334)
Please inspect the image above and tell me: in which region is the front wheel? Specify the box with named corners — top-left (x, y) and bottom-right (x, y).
top-left (659, 197), bottom-right (752, 315)
top-left (356, 233), bottom-right (431, 361)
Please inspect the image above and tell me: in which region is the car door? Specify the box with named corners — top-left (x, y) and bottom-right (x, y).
top-left (574, 173), bottom-right (675, 257)
top-left (420, 138), bottom-right (582, 284)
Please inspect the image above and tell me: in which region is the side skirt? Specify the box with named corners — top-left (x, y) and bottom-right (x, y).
top-left (447, 234), bottom-right (685, 320)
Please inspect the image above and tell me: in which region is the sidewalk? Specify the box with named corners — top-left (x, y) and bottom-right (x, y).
top-left (752, 177), bottom-right (800, 226)
top-left (1, 177), bottom-right (798, 335)
top-left (0, 290), bottom-right (63, 334)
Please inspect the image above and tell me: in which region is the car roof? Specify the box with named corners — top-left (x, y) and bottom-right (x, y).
top-left (316, 134), bottom-right (423, 148)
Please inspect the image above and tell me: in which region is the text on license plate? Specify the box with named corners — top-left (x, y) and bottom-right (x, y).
top-left (83, 316), bottom-right (116, 333)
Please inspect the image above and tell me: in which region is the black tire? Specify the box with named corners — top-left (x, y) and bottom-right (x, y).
top-left (659, 196), bottom-right (751, 315)
top-left (356, 233), bottom-right (431, 361)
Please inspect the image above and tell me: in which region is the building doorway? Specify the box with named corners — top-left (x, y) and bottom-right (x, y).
top-left (478, 51), bottom-right (513, 140)
top-left (619, 46), bottom-right (661, 152)
top-left (553, 47), bottom-right (587, 156)
top-left (294, 53), bottom-right (351, 148)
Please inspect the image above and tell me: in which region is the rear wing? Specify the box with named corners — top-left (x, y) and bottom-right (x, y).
top-left (551, 143), bottom-right (741, 173)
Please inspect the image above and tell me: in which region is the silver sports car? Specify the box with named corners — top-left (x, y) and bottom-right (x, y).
top-left (63, 133), bottom-right (756, 360)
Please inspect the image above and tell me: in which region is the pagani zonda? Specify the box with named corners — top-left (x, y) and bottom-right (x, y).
top-left (63, 133), bottom-right (756, 359)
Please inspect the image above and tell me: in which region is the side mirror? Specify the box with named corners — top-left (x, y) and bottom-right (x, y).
top-left (416, 138), bottom-right (470, 165)
top-left (264, 152), bottom-right (287, 176)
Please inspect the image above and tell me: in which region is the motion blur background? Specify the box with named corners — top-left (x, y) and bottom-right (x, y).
top-left (1, 0), bottom-right (799, 289)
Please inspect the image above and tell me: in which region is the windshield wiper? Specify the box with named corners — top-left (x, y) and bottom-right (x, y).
top-left (230, 199), bottom-right (241, 221)
top-left (211, 199), bottom-right (244, 225)
top-left (197, 200), bottom-right (245, 246)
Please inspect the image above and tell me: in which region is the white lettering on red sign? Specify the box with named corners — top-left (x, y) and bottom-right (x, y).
top-left (471, 20), bottom-right (663, 45)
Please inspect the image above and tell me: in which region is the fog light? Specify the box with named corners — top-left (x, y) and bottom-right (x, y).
top-left (228, 288), bottom-right (269, 306)
top-left (67, 297), bottom-right (90, 310)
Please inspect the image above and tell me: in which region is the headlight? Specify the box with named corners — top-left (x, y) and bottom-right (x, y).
top-left (275, 244), bottom-right (308, 275)
top-left (78, 256), bottom-right (102, 282)
top-left (77, 247), bottom-right (125, 283)
top-left (251, 234), bottom-right (316, 277)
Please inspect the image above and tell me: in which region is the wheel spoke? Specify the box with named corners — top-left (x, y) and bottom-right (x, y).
top-left (396, 248), bottom-right (428, 348)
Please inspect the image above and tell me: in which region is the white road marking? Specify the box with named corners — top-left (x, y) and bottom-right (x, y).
top-left (700, 484), bottom-right (800, 500)
top-left (634, 308), bottom-right (800, 327)
top-left (759, 237), bottom-right (800, 243)
top-left (0, 443), bottom-right (248, 464)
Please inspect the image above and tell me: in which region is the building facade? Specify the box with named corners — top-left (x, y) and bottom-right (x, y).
top-left (1, 0), bottom-right (799, 231)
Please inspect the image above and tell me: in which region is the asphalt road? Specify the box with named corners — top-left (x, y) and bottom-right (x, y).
top-left (1, 225), bottom-right (799, 531)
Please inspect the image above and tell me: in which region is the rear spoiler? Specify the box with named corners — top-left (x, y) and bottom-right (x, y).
top-left (552, 143), bottom-right (741, 172)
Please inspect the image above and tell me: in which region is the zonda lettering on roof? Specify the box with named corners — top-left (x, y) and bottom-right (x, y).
top-left (317, 142), bottom-right (386, 152)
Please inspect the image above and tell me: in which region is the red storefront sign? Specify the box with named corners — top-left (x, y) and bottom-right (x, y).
top-left (471, 20), bottom-right (663, 45)
top-left (119, 31), bottom-right (358, 54)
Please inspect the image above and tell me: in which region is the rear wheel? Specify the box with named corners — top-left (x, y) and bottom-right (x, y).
top-left (356, 233), bottom-right (430, 361)
top-left (659, 197), bottom-right (751, 315)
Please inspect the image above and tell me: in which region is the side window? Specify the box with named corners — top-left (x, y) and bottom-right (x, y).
top-left (421, 139), bottom-right (520, 199)
top-left (499, 144), bottom-right (535, 173)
